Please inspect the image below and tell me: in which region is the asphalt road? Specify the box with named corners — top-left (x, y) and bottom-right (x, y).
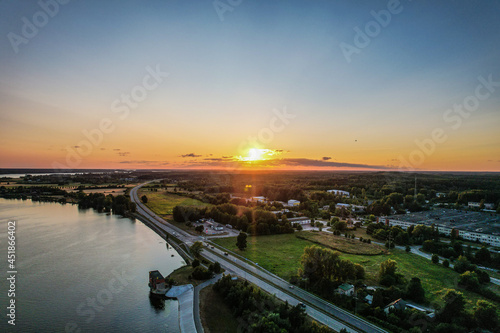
top-left (130, 182), bottom-right (387, 333)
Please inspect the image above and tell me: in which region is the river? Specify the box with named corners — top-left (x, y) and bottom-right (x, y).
top-left (0, 198), bottom-right (184, 332)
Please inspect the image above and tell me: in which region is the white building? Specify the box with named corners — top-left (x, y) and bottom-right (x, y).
top-left (287, 199), bottom-right (300, 207)
top-left (287, 217), bottom-right (311, 225)
top-left (378, 217), bottom-right (500, 247)
top-left (335, 203), bottom-right (350, 210)
top-left (251, 196), bottom-right (267, 203)
top-left (327, 189), bottom-right (350, 197)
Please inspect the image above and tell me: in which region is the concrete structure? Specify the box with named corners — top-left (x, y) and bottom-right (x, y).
top-left (336, 283), bottom-right (355, 296)
top-left (328, 190), bottom-right (350, 197)
top-left (335, 203), bottom-right (350, 209)
top-left (288, 217), bottom-right (311, 225)
top-left (468, 202), bottom-right (495, 210)
top-left (251, 196), bottom-right (267, 203)
top-left (378, 209), bottom-right (500, 247)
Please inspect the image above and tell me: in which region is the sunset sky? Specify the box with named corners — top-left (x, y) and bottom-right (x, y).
top-left (1, 0), bottom-right (499, 171)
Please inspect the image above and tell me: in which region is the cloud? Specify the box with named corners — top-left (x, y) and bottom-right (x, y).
top-left (117, 152), bottom-right (130, 157)
top-left (118, 160), bottom-right (170, 166)
top-left (183, 156), bottom-right (390, 170)
top-left (322, 156), bottom-right (331, 161)
top-left (261, 158), bottom-right (390, 170)
top-left (180, 153), bottom-right (202, 158)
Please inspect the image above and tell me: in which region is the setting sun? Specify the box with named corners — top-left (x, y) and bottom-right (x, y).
top-left (248, 148), bottom-right (263, 161)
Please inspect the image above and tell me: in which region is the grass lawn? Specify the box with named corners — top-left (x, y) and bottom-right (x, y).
top-left (213, 231), bottom-right (500, 314)
top-left (214, 233), bottom-right (308, 281)
top-left (298, 231), bottom-right (386, 255)
top-left (200, 287), bottom-right (240, 333)
top-left (139, 189), bottom-right (209, 215)
top-left (167, 265), bottom-right (209, 287)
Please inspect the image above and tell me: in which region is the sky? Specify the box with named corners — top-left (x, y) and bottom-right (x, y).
top-left (0, 0), bottom-right (499, 172)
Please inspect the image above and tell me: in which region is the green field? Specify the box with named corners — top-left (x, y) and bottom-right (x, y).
top-left (213, 232), bottom-right (500, 312)
top-left (139, 189), bottom-right (209, 215)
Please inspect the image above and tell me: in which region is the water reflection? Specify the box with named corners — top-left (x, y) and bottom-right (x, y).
top-left (149, 293), bottom-right (166, 311)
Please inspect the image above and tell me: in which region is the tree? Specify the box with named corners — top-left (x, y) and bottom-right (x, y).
top-left (439, 289), bottom-right (465, 323)
top-left (236, 232), bottom-right (247, 251)
top-left (405, 245), bottom-right (411, 253)
top-left (315, 221), bottom-right (323, 231)
top-left (333, 220), bottom-right (347, 232)
top-left (192, 266), bottom-right (212, 280)
top-left (475, 247), bottom-right (491, 264)
top-left (190, 241), bottom-right (203, 257)
top-left (473, 300), bottom-right (498, 331)
top-left (431, 254), bottom-right (439, 264)
top-left (379, 259), bottom-right (400, 286)
top-left (195, 225), bottom-right (204, 234)
top-left (211, 262), bottom-right (222, 274)
top-left (454, 255), bottom-right (475, 273)
top-left (442, 259), bottom-right (450, 268)
top-left (192, 259), bottom-right (200, 268)
top-left (406, 277), bottom-right (425, 303)
top-left (141, 195), bottom-right (148, 203)
top-left (299, 246), bottom-right (358, 290)
top-left (459, 271), bottom-right (480, 291)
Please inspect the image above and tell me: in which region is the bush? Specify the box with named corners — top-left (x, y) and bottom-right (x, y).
top-left (442, 259), bottom-right (450, 268)
top-left (192, 266), bottom-right (212, 280)
top-left (432, 254), bottom-right (439, 264)
top-left (192, 259), bottom-right (200, 268)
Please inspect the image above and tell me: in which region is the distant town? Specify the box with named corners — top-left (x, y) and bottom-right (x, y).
top-left (1, 169), bottom-right (499, 332)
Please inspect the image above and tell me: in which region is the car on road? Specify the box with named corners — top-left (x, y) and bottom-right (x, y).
top-left (289, 285), bottom-right (294, 289)
top-left (224, 252), bottom-right (228, 256)
top-left (298, 302), bottom-right (306, 309)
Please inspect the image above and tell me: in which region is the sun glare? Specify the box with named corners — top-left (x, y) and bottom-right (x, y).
top-left (248, 148), bottom-right (263, 161)
top-left (237, 148), bottom-right (282, 162)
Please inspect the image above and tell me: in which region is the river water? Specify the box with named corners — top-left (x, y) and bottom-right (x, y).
top-left (0, 198), bottom-right (184, 332)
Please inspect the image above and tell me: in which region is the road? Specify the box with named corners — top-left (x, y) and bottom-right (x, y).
top-left (130, 182), bottom-right (387, 333)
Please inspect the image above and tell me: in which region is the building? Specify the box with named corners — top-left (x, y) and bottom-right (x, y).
top-left (287, 217), bottom-right (311, 225)
top-left (377, 214), bottom-right (500, 247)
top-left (335, 203), bottom-right (350, 210)
top-left (287, 199), bottom-right (300, 207)
top-left (336, 283), bottom-right (354, 296)
top-left (384, 299), bottom-right (407, 314)
top-left (327, 189), bottom-right (350, 197)
top-left (468, 202), bottom-right (495, 209)
top-left (251, 196), bottom-right (267, 203)
top-left (436, 192), bottom-right (446, 198)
